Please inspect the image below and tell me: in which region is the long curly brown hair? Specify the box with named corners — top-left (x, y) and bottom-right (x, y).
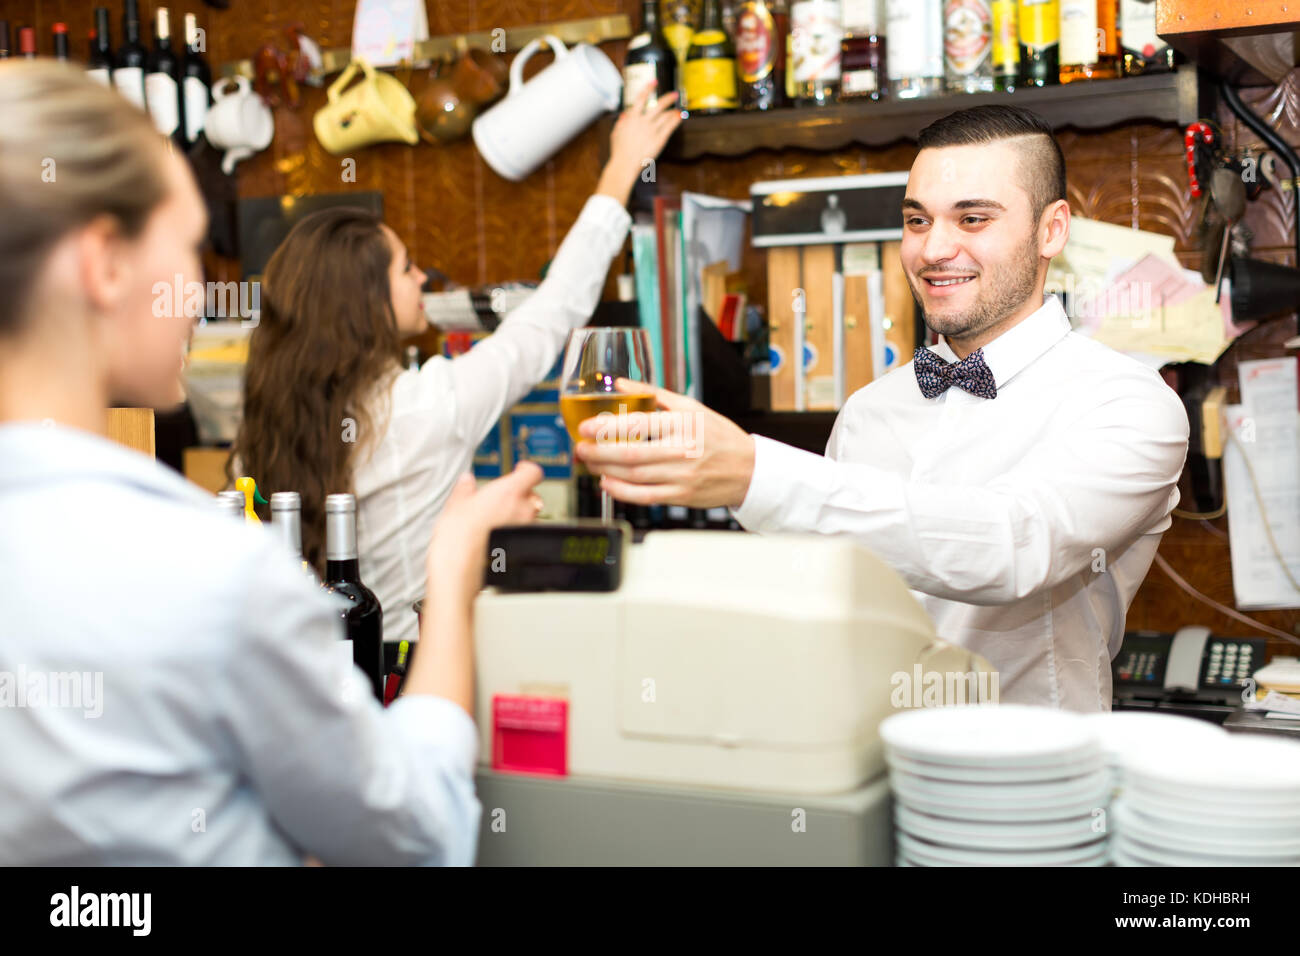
top-left (231, 207), bottom-right (403, 576)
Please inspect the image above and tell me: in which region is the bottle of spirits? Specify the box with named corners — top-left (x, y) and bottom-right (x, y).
top-left (87, 9), bottom-right (113, 86)
top-left (944, 0), bottom-right (994, 94)
top-left (323, 494), bottom-right (385, 702)
top-left (840, 0), bottom-right (886, 101)
top-left (52, 23), bottom-right (69, 61)
top-left (991, 0), bottom-right (1019, 90)
top-left (181, 13), bottom-right (211, 147)
top-left (662, 0), bottom-right (698, 105)
top-left (886, 0), bottom-right (943, 99)
top-left (1059, 0), bottom-right (1118, 82)
top-left (0, 21), bottom-right (10, 59)
top-left (114, 0), bottom-right (148, 111)
top-left (684, 0), bottom-right (738, 114)
top-left (624, 0), bottom-right (677, 111)
top-left (18, 27), bottom-right (35, 58)
top-left (791, 0), bottom-right (842, 106)
top-left (1120, 0), bottom-right (1173, 75)
top-left (736, 0), bottom-right (787, 110)
top-left (1017, 0), bottom-right (1059, 87)
top-left (145, 7), bottom-right (184, 143)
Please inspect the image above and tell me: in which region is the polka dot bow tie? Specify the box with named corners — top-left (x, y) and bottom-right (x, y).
top-left (913, 346), bottom-right (998, 400)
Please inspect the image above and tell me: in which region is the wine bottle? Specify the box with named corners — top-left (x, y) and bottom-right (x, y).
top-left (944, 0), bottom-right (994, 94)
top-left (114, 0), bottom-right (148, 111)
top-left (1120, 0), bottom-right (1173, 75)
top-left (216, 491), bottom-right (245, 518)
top-left (623, 0), bottom-right (677, 112)
top-left (146, 7), bottom-right (184, 142)
top-left (736, 0), bottom-right (787, 110)
top-left (839, 0), bottom-right (885, 101)
top-left (270, 491), bottom-right (318, 580)
top-left (791, 0), bottom-right (842, 107)
top-left (684, 0), bottom-right (738, 114)
top-left (886, 0), bottom-right (943, 99)
top-left (1059, 0), bottom-right (1118, 82)
top-left (181, 13), bottom-right (211, 146)
top-left (323, 494), bottom-right (385, 702)
top-left (19, 26), bottom-right (35, 59)
top-left (0, 21), bottom-right (10, 59)
top-left (52, 23), bottom-right (69, 61)
top-left (991, 0), bottom-right (1019, 90)
top-left (662, 0), bottom-right (698, 104)
top-left (87, 9), bottom-right (113, 86)
top-left (1017, 0), bottom-right (1059, 87)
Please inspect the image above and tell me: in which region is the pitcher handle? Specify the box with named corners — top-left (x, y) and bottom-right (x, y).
top-left (507, 35), bottom-right (567, 96)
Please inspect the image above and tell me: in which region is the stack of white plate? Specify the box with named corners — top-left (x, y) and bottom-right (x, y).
top-left (1084, 711), bottom-right (1227, 793)
top-left (1112, 735), bottom-right (1300, 866)
top-left (880, 705), bottom-right (1112, 867)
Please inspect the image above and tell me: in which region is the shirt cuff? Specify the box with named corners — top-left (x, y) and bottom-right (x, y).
top-left (385, 694), bottom-right (479, 777)
top-left (733, 434), bottom-right (818, 532)
top-left (578, 193), bottom-right (632, 243)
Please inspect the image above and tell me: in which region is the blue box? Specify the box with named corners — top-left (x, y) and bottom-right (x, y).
top-left (473, 420), bottom-right (506, 478)
top-left (508, 406), bottom-right (571, 480)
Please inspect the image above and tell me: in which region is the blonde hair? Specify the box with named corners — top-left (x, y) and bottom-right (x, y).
top-left (0, 60), bottom-right (169, 337)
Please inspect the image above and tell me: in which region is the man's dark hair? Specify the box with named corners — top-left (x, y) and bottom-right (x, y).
top-left (916, 105), bottom-right (1067, 223)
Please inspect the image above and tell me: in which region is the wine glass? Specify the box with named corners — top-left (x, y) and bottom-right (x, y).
top-left (559, 327), bottom-right (655, 523)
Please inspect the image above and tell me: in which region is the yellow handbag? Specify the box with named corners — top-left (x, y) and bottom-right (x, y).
top-left (313, 57), bottom-right (418, 154)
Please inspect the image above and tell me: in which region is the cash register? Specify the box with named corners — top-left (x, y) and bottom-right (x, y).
top-left (468, 522), bottom-right (993, 865)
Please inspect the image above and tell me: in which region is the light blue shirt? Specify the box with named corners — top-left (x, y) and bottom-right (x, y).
top-left (0, 423), bottom-right (480, 865)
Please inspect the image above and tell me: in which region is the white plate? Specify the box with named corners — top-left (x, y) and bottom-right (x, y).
top-left (1126, 735), bottom-right (1300, 795)
top-left (886, 748), bottom-right (1108, 784)
top-left (1112, 832), bottom-right (1300, 867)
top-left (1114, 801), bottom-right (1300, 853)
top-left (880, 705), bottom-right (1100, 768)
top-left (1122, 790), bottom-right (1300, 832)
top-left (890, 768), bottom-right (1111, 807)
top-left (1125, 776), bottom-right (1300, 814)
top-left (1084, 711), bottom-right (1227, 772)
top-left (895, 789), bottom-right (1111, 823)
top-left (895, 804), bottom-right (1106, 851)
top-left (897, 831), bottom-right (1108, 867)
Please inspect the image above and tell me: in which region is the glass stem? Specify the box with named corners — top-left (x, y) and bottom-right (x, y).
top-left (601, 488), bottom-right (613, 523)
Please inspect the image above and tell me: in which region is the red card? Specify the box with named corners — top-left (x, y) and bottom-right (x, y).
top-left (491, 695), bottom-right (568, 777)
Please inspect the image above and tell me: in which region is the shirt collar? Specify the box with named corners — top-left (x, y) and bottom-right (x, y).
top-left (0, 421), bottom-right (212, 506)
top-left (932, 294), bottom-right (1071, 390)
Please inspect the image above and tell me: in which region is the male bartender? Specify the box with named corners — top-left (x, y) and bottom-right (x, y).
top-left (576, 105), bottom-right (1190, 711)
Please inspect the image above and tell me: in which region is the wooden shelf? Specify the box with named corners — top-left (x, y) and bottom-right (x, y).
top-left (668, 67), bottom-right (1200, 160)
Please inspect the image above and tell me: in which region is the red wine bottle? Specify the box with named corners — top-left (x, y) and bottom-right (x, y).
top-left (181, 13), bottom-right (211, 147)
top-left (146, 7), bottom-right (183, 143)
top-left (87, 9), bottom-right (113, 86)
top-left (114, 0), bottom-right (148, 111)
top-left (323, 494), bottom-right (385, 702)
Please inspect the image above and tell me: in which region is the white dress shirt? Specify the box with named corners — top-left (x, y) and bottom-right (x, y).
top-left (354, 194), bottom-right (632, 645)
top-left (735, 295), bottom-right (1190, 711)
top-left (0, 423), bottom-right (480, 865)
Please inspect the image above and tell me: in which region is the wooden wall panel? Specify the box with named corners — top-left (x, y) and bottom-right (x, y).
top-left (3, 0), bottom-right (1297, 650)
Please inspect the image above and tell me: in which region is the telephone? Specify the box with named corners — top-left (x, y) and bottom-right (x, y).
top-left (1113, 627), bottom-right (1268, 713)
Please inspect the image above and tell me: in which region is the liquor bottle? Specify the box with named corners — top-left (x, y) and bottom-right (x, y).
top-left (19, 27), bottom-right (35, 58)
top-left (181, 13), bottom-right (211, 146)
top-left (1120, 0), bottom-right (1173, 75)
top-left (87, 9), bottom-right (113, 86)
top-left (1059, 0), bottom-right (1117, 82)
top-left (323, 494), bottom-right (385, 702)
top-left (886, 0), bottom-right (943, 99)
top-left (944, 0), bottom-right (994, 93)
top-left (146, 8), bottom-right (184, 143)
top-left (721, 0), bottom-right (739, 38)
top-left (791, 0), bottom-right (842, 106)
top-left (1017, 0), bottom-right (1059, 87)
top-left (52, 23), bottom-right (69, 61)
top-left (114, 0), bottom-right (148, 111)
top-left (840, 0), bottom-right (885, 101)
top-left (991, 0), bottom-right (1019, 90)
top-left (662, 0), bottom-right (698, 104)
top-left (736, 0), bottom-right (787, 110)
top-left (684, 0), bottom-right (738, 114)
top-left (624, 0), bottom-right (677, 112)
top-left (0, 21), bottom-right (10, 59)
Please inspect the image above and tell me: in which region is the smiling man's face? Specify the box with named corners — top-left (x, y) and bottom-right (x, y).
top-left (901, 139), bottom-right (1067, 356)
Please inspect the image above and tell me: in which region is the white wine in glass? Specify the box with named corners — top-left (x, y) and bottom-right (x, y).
top-left (559, 327), bottom-right (655, 523)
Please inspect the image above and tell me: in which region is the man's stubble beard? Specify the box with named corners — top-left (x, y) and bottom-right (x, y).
top-left (911, 229), bottom-right (1041, 344)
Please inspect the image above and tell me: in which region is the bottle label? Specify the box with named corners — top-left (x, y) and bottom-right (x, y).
top-left (113, 66), bottom-right (146, 111)
top-left (886, 0), bottom-right (944, 80)
top-left (86, 67), bottom-right (112, 88)
top-left (145, 72), bottom-right (180, 135)
top-left (792, 1), bottom-right (843, 83)
top-left (841, 69), bottom-right (878, 94)
top-left (1120, 0), bottom-right (1165, 57)
top-left (684, 48), bottom-right (738, 110)
top-left (991, 0), bottom-right (1019, 70)
top-left (1059, 0), bottom-right (1097, 64)
top-left (736, 4), bottom-right (776, 82)
top-left (1017, 0), bottom-right (1059, 52)
top-left (842, 0), bottom-right (880, 32)
top-left (628, 32), bottom-right (651, 51)
top-left (663, 22), bottom-right (694, 64)
top-left (623, 61), bottom-right (659, 109)
top-left (944, 0), bottom-right (992, 76)
top-left (183, 75), bottom-right (209, 141)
